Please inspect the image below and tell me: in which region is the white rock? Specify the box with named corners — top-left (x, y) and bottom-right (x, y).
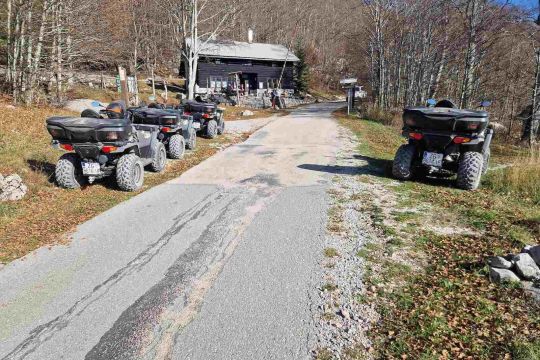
top-left (489, 267), bottom-right (521, 284)
top-left (487, 256), bottom-right (512, 270)
top-left (241, 110), bottom-right (254, 116)
top-left (0, 173), bottom-right (27, 201)
top-left (529, 246), bottom-right (540, 267)
top-left (513, 253), bottom-right (540, 280)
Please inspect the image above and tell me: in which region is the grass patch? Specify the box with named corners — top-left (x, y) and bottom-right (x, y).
top-left (334, 108), bottom-right (540, 359)
top-left (484, 149), bottom-right (540, 205)
top-left (0, 100), bottom-right (249, 263)
top-left (321, 282), bottom-right (338, 292)
top-left (511, 341), bottom-right (540, 360)
top-left (324, 247), bottom-right (340, 258)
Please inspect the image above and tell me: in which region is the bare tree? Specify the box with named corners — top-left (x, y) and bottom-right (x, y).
top-left (166, 0), bottom-right (242, 99)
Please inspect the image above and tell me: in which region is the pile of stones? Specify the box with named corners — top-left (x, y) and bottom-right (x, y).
top-left (488, 245), bottom-right (540, 287)
top-left (0, 174), bottom-right (28, 201)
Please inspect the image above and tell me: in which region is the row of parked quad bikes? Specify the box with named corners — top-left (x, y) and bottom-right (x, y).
top-left (46, 100), bottom-right (225, 192)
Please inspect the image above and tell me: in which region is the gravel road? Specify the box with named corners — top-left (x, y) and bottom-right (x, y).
top-left (0, 102), bottom-right (344, 360)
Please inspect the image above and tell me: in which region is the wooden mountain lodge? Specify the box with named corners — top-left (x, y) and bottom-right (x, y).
top-left (184, 34), bottom-right (300, 96)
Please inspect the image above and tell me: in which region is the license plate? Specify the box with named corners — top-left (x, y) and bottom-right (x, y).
top-left (422, 152), bottom-right (444, 167)
top-left (82, 162), bottom-right (101, 175)
top-left (193, 122), bottom-right (201, 130)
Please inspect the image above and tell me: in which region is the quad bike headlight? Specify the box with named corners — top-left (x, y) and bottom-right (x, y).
top-left (404, 116), bottom-right (415, 126)
top-left (467, 122), bottom-right (479, 130)
top-left (162, 118), bottom-right (176, 125)
top-left (48, 127), bottom-right (65, 138)
top-left (102, 131), bottom-right (119, 141)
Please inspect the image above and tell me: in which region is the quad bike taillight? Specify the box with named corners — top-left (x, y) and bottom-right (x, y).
top-left (453, 137), bottom-right (471, 144)
top-left (161, 127), bottom-right (172, 133)
top-left (101, 146), bottom-right (118, 153)
top-left (409, 132), bottom-right (423, 140)
top-left (60, 144), bottom-right (73, 151)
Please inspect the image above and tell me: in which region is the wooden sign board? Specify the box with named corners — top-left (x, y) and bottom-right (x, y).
top-left (340, 78), bottom-right (358, 88)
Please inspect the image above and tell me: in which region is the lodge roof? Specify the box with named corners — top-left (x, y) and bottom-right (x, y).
top-left (192, 40), bottom-right (300, 62)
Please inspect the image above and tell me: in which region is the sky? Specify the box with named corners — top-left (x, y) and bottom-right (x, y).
top-left (507, 0), bottom-right (538, 9)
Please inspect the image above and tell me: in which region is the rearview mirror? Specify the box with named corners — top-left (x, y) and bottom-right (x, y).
top-left (480, 100), bottom-right (492, 108)
top-left (427, 99), bottom-right (437, 107)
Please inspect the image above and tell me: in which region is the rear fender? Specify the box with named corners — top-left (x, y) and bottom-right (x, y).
top-left (123, 145), bottom-right (140, 157)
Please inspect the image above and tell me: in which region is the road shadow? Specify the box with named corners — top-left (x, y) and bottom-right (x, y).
top-left (27, 159), bottom-right (56, 183)
top-left (298, 154), bottom-right (393, 178)
top-left (299, 153), bottom-right (457, 189)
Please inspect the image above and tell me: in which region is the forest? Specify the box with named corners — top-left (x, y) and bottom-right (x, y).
top-left (0, 0), bottom-right (539, 143)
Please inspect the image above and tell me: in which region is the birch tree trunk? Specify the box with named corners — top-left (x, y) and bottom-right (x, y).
top-left (6, 0), bottom-right (13, 84)
top-left (459, 0), bottom-right (481, 109)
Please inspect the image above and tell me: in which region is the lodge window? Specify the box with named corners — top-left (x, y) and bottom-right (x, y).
top-left (209, 76), bottom-right (228, 90)
top-left (243, 60), bottom-right (253, 66)
top-left (267, 78), bottom-right (279, 89)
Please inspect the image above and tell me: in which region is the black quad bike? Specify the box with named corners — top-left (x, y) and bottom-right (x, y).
top-left (183, 100), bottom-right (225, 139)
top-left (129, 107), bottom-right (197, 159)
top-left (392, 99), bottom-right (494, 190)
top-left (46, 106), bottom-right (167, 192)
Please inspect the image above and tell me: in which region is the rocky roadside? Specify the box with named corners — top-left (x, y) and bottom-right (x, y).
top-left (312, 127), bottom-right (384, 359)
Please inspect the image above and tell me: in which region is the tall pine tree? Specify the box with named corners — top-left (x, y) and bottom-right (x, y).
top-left (295, 41), bottom-right (310, 94)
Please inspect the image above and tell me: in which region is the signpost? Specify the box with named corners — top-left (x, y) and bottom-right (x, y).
top-left (118, 66), bottom-right (130, 106)
top-left (340, 78), bottom-right (358, 115)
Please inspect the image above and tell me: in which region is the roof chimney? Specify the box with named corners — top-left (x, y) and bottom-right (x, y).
top-left (248, 28), bottom-right (254, 44)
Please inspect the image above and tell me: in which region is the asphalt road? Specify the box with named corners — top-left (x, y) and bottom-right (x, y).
top-left (0, 102), bottom-right (343, 360)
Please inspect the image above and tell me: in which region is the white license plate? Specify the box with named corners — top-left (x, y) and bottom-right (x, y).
top-left (193, 122), bottom-right (201, 130)
top-left (82, 162), bottom-right (101, 175)
top-left (422, 152), bottom-right (444, 167)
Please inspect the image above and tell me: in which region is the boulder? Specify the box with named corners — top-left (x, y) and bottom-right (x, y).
top-left (0, 174), bottom-right (27, 201)
top-left (513, 253), bottom-right (540, 280)
top-left (489, 267), bottom-right (521, 284)
top-left (487, 256), bottom-right (513, 270)
top-left (521, 245), bottom-right (533, 254)
top-left (241, 110), bottom-right (254, 117)
top-left (529, 246), bottom-right (540, 267)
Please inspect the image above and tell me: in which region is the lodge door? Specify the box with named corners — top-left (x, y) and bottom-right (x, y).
top-left (241, 73), bottom-right (258, 94)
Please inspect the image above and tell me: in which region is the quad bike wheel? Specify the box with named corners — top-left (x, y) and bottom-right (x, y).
top-left (482, 149), bottom-right (490, 175)
top-left (168, 134), bottom-right (186, 159)
top-left (116, 154), bottom-right (144, 192)
top-left (150, 142), bottom-right (167, 172)
top-left (217, 114), bottom-right (225, 135)
top-left (186, 128), bottom-right (197, 150)
top-left (456, 151), bottom-right (483, 190)
top-left (206, 119), bottom-right (218, 139)
top-left (55, 153), bottom-right (86, 189)
top-left (392, 144), bottom-right (416, 180)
